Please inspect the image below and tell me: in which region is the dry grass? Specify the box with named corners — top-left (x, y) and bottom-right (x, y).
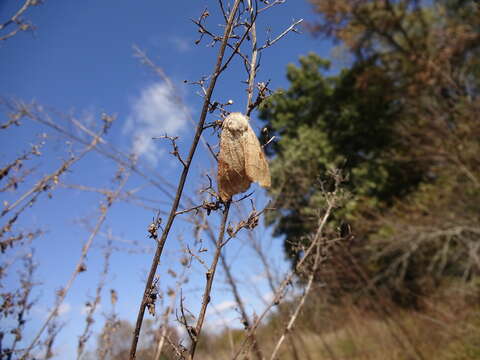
top-left (195, 281), bottom-right (480, 360)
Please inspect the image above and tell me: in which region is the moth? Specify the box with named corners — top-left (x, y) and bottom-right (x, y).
top-left (218, 112), bottom-right (271, 201)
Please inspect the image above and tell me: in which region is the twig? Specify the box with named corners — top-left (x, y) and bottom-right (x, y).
top-left (128, 1), bottom-right (243, 358)
top-left (3, 253), bottom-right (37, 360)
top-left (206, 142), bottom-right (219, 162)
top-left (246, 0), bottom-right (259, 114)
top-left (175, 200), bottom-right (221, 217)
top-left (76, 241), bottom-right (113, 360)
top-left (42, 321), bottom-right (63, 359)
top-left (133, 46), bottom-right (219, 158)
top-left (218, 17), bottom-right (256, 75)
top-left (153, 135), bottom-right (187, 167)
top-left (0, 129), bottom-right (104, 243)
top-left (232, 195), bottom-right (336, 359)
top-left (258, 19), bottom-right (303, 51)
top-left (0, 0), bottom-right (41, 42)
top-left (0, 99), bottom-right (176, 201)
top-left (187, 201), bottom-right (231, 359)
top-left (258, 0), bottom-right (286, 13)
top-left (202, 215), bottom-right (265, 360)
top-left (20, 170), bottom-right (130, 359)
top-left (97, 292), bottom-right (120, 360)
top-left (1, 133), bottom-right (101, 217)
top-left (186, 245), bottom-right (209, 271)
top-left (153, 265), bottom-right (188, 360)
top-left (269, 229), bottom-right (324, 359)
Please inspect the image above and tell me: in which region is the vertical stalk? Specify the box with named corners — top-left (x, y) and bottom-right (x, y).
top-left (204, 219), bottom-right (264, 360)
top-left (246, 0), bottom-right (258, 114)
top-left (128, 4), bottom-right (242, 358)
top-left (188, 201), bottom-right (231, 360)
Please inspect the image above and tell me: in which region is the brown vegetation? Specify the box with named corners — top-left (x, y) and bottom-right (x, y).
top-left (1, 1), bottom-right (479, 359)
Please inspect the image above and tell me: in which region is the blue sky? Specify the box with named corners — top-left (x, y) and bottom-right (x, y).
top-left (1, 1), bottom-right (333, 358)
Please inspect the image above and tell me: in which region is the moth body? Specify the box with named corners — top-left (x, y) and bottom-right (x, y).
top-left (218, 113), bottom-right (271, 201)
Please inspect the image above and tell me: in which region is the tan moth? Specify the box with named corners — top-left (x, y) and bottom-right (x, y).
top-left (218, 112), bottom-right (271, 201)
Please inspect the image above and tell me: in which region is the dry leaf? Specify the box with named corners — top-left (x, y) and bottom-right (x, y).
top-left (218, 112), bottom-right (270, 201)
top-left (110, 289), bottom-right (118, 305)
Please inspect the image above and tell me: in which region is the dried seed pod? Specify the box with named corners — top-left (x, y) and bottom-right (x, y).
top-left (218, 112), bottom-right (270, 201)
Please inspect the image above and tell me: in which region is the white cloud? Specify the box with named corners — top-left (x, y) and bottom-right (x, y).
top-left (206, 300), bottom-right (237, 318)
top-left (125, 82), bottom-right (188, 165)
top-left (249, 272), bottom-right (266, 284)
top-left (80, 108), bottom-right (96, 128)
top-left (203, 317), bottom-right (234, 333)
top-left (169, 36), bottom-right (191, 53)
top-left (262, 291), bottom-right (274, 303)
top-left (33, 302), bottom-right (72, 319)
top-left (212, 300), bottom-right (236, 313)
top-left (57, 302), bottom-right (71, 316)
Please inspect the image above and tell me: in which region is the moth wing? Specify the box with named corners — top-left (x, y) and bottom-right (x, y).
top-left (244, 125), bottom-right (271, 188)
top-left (218, 129), bottom-right (251, 201)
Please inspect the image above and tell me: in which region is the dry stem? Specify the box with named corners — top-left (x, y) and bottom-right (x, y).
top-left (198, 208), bottom-right (264, 360)
top-left (20, 170), bottom-right (130, 359)
top-left (128, 1), bottom-right (243, 358)
top-left (232, 191), bottom-right (337, 359)
top-left (187, 201), bottom-right (231, 359)
top-left (0, 0), bottom-right (41, 42)
top-left (76, 241), bottom-right (113, 359)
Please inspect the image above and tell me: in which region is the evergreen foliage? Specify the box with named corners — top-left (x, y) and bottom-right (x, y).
top-left (259, 0), bottom-right (480, 304)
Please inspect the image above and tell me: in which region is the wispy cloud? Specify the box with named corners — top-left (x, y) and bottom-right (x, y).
top-left (210, 300), bottom-right (236, 314)
top-left (169, 36), bottom-right (192, 53)
top-left (125, 82), bottom-right (188, 165)
top-left (57, 302), bottom-right (71, 316)
top-left (204, 301), bottom-right (239, 332)
top-left (262, 291), bottom-right (274, 303)
top-left (249, 272), bottom-right (267, 284)
top-left (33, 302), bottom-right (72, 319)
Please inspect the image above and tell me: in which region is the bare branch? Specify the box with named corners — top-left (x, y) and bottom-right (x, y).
top-left (187, 201), bottom-right (231, 359)
top-left (0, 0), bottom-right (43, 42)
top-left (153, 135), bottom-right (187, 167)
top-left (76, 241), bottom-right (113, 360)
top-left (21, 169), bottom-right (130, 359)
top-left (128, 1), bottom-right (244, 357)
top-left (259, 18), bottom-right (303, 51)
top-left (232, 188), bottom-right (338, 359)
top-left (258, 0), bottom-right (286, 13)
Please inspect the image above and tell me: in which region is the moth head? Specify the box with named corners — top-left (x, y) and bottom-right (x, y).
top-left (223, 112), bottom-right (249, 133)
